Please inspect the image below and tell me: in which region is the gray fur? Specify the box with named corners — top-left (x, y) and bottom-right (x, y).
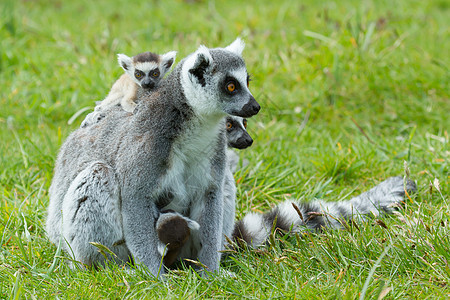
top-left (46, 39), bottom-right (259, 277)
top-left (59, 161), bottom-right (132, 267)
top-left (232, 176), bottom-right (416, 248)
top-left (155, 114), bottom-right (254, 264)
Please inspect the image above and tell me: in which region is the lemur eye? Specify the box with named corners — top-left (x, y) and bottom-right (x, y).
top-left (226, 81), bottom-right (236, 93)
top-left (151, 70), bottom-right (160, 77)
top-left (243, 119), bottom-right (247, 128)
top-left (226, 122), bottom-right (233, 130)
top-left (135, 71), bottom-right (143, 79)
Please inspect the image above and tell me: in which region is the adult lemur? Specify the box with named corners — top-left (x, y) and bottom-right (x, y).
top-left (46, 38), bottom-right (259, 276)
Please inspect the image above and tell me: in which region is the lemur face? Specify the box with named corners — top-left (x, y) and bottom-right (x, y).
top-left (217, 65), bottom-right (259, 118)
top-left (132, 62), bottom-right (162, 89)
top-left (182, 38), bottom-right (260, 118)
top-left (118, 51), bottom-right (177, 90)
top-left (226, 116), bottom-right (253, 149)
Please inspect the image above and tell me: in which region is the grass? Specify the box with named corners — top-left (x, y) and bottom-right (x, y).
top-left (0, 0), bottom-right (449, 298)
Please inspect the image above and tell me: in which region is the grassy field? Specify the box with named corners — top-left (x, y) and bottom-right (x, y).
top-left (0, 0), bottom-right (449, 298)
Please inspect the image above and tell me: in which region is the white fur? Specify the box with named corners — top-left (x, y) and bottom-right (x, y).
top-left (156, 211), bottom-right (200, 231)
top-left (161, 50), bottom-right (177, 61)
top-left (180, 46), bottom-right (223, 116)
top-left (229, 68), bottom-right (252, 94)
top-left (157, 116), bottom-right (225, 262)
top-left (222, 164), bottom-right (237, 248)
top-left (157, 242), bottom-right (167, 257)
top-left (159, 118), bottom-right (223, 213)
top-left (234, 116), bottom-right (246, 130)
top-left (225, 38), bottom-right (245, 56)
top-left (161, 51), bottom-right (177, 72)
top-left (242, 213), bottom-right (270, 247)
top-left (182, 45), bottom-right (213, 74)
top-left (134, 61), bottom-right (159, 72)
top-left (278, 201), bottom-right (302, 229)
top-left (117, 54), bottom-right (132, 71)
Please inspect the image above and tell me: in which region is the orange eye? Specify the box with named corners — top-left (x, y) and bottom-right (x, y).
top-left (226, 122), bottom-right (232, 130)
top-left (227, 82), bottom-right (236, 93)
top-left (151, 70), bottom-right (160, 77)
top-left (135, 71), bottom-right (143, 79)
top-left (243, 119), bottom-right (247, 128)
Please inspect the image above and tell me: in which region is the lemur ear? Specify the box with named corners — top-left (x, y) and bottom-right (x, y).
top-left (117, 54), bottom-right (132, 71)
top-left (160, 51), bottom-right (177, 73)
top-left (225, 38), bottom-right (245, 56)
top-left (188, 45), bottom-right (213, 87)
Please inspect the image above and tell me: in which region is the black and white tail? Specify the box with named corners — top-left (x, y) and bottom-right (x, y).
top-left (232, 176), bottom-right (416, 248)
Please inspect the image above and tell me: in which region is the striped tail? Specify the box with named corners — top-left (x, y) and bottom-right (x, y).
top-left (232, 176), bottom-right (416, 248)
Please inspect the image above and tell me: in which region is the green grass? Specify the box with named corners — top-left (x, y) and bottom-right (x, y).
top-left (1, 0), bottom-right (449, 298)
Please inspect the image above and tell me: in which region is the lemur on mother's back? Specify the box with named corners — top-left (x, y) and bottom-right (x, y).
top-left (81, 50), bottom-right (176, 127)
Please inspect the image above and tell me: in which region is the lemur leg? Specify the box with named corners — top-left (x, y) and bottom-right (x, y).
top-left (196, 187), bottom-right (224, 273)
top-left (120, 84), bottom-right (138, 113)
top-left (61, 162), bottom-right (131, 268)
top-left (221, 168), bottom-right (236, 250)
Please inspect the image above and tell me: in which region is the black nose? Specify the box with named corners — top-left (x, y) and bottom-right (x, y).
top-left (239, 95), bottom-right (260, 118)
top-left (243, 136), bottom-right (253, 148)
top-left (232, 135), bottom-right (253, 149)
top-left (142, 82), bottom-right (155, 89)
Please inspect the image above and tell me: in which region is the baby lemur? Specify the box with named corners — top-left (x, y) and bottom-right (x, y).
top-left (81, 50), bottom-right (176, 127)
top-left (101, 51), bottom-right (176, 112)
top-left (156, 115), bottom-right (253, 267)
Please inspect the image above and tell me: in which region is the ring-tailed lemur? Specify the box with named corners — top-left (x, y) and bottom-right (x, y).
top-left (81, 51), bottom-right (176, 127)
top-left (232, 176), bottom-right (416, 248)
top-left (46, 38), bottom-right (260, 277)
top-left (156, 116), bottom-right (253, 266)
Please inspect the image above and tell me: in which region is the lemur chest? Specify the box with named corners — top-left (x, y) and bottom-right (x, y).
top-left (158, 147), bottom-right (215, 215)
top-left (156, 120), bottom-right (223, 215)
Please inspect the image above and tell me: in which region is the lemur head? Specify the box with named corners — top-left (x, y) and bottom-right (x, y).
top-left (226, 116), bottom-right (253, 149)
top-left (180, 38), bottom-right (260, 118)
top-left (117, 51), bottom-right (177, 89)
top-left (156, 210), bottom-right (199, 250)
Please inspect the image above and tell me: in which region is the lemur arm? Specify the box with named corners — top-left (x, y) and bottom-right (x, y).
top-left (196, 146), bottom-right (226, 274)
top-left (197, 185), bottom-right (224, 274)
top-left (121, 190), bottom-right (164, 277)
top-left (117, 139), bottom-right (167, 277)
